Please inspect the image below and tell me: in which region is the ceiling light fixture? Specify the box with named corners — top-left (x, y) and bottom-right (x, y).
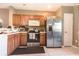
top-left (23, 4), bottom-right (26, 6)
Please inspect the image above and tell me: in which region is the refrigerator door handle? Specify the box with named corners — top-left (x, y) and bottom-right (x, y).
top-left (52, 29), bottom-right (53, 38)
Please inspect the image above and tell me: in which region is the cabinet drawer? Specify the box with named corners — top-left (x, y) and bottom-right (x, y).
top-left (40, 36), bottom-right (45, 38)
top-left (20, 33), bottom-right (27, 35)
top-left (40, 35), bottom-right (45, 37)
top-left (40, 34), bottom-right (45, 35)
top-left (40, 38), bottom-right (45, 40)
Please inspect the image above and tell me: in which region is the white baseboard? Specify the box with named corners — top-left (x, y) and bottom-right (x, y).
top-left (62, 45), bottom-right (72, 47)
top-left (62, 46), bottom-right (65, 48)
top-left (72, 45), bottom-right (78, 48)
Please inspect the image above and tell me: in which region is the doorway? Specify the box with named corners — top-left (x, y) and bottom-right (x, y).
top-left (64, 13), bottom-right (73, 47)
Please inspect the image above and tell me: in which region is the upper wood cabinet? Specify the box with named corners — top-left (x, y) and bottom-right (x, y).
top-left (13, 14), bottom-right (45, 26)
top-left (13, 14), bottom-right (21, 26)
top-left (33, 15), bottom-right (41, 19)
top-left (40, 16), bottom-right (45, 26)
top-left (13, 14), bottom-right (29, 26)
top-left (20, 15), bottom-right (29, 25)
top-left (29, 15), bottom-right (45, 26)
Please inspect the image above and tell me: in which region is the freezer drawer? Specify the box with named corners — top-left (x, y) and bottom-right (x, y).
top-left (47, 39), bottom-right (54, 47)
top-left (53, 38), bottom-right (62, 47)
top-left (47, 32), bottom-right (54, 47)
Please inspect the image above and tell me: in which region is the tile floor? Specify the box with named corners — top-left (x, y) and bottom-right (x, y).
top-left (11, 47), bottom-right (79, 56)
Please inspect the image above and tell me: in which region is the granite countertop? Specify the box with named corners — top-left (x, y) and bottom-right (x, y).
top-left (0, 31), bottom-right (28, 35)
top-left (7, 31), bottom-right (28, 35)
top-left (0, 30), bottom-right (46, 35)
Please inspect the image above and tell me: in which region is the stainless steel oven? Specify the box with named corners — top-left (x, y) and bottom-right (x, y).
top-left (27, 30), bottom-right (40, 47)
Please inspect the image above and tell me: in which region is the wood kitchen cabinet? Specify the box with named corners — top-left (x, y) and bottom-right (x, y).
top-left (13, 14), bottom-right (45, 26)
top-left (14, 34), bottom-right (20, 49)
top-left (13, 14), bottom-right (21, 26)
top-left (17, 33), bottom-right (20, 46)
top-left (14, 34), bottom-right (18, 49)
top-left (40, 16), bottom-right (45, 26)
top-left (32, 15), bottom-right (42, 19)
top-left (29, 15), bottom-right (40, 20)
top-left (8, 35), bottom-right (15, 55)
top-left (29, 15), bottom-right (45, 26)
top-left (20, 33), bottom-right (27, 46)
top-left (8, 33), bottom-right (20, 55)
top-left (40, 33), bottom-right (46, 46)
top-left (20, 15), bottom-right (29, 25)
top-left (40, 19), bottom-right (45, 26)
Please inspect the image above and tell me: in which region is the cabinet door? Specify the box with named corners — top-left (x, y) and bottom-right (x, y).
top-left (20, 33), bottom-right (27, 46)
top-left (14, 34), bottom-right (20, 49)
top-left (8, 38), bottom-right (12, 55)
top-left (14, 34), bottom-right (18, 49)
top-left (21, 15), bottom-right (29, 25)
top-left (40, 16), bottom-right (45, 26)
top-left (40, 33), bottom-right (46, 46)
top-left (11, 37), bottom-right (15, 53)
top-left (13, 14), bottom-right (21, 26)
top-left (8, 35), bottom-right (15, 55)
top-left (33, 15), bottom-right (41, 19)
top-left (17, 34), bottom-right (20, 46)
top-left (40, 20), bottom-right (45, 26)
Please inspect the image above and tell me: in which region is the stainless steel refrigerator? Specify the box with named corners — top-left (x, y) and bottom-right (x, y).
top-left (46, 19), bottom-right (62, 48)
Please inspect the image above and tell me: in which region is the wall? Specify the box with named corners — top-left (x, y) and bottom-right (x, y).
top-left (56, 6), bottom-right (73, 19)
top-left (62, 6), bottom-right (73, 13)
top-left (73, 5), bottom-right (79, 47)
top-left (15, 10), bottom-right (56, 16)
top-left (9, 6), bottom-right (16, 26)
top-left (60, 6), bottom-right (73, 46)
top-left (56, 7), bottom-right (63, 18)
top-left (0, 9), bottom-right (9, 28)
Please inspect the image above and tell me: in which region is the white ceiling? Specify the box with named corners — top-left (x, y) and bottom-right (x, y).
top-left (0, 3), bottom-right (75, 11)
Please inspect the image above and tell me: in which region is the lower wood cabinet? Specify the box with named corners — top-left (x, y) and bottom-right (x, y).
top-left (40, 33), bottom-right (46, 46)
top-left (7, 32), bottom-right (46, 55)
top-left (14, 34), bottom-right (20, 49)
top-left (17, 34), bottom-right (20, 46)
top-left (20, 33), bottom-right (27, 46)
top-left (8, 35), bottom-right (15, 55)
top-left (8, 33), bottom-right (20, 55)
top-left (7, 33), bottom-right (27, 55)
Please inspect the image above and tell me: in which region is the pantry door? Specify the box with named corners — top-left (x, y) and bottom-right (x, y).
top-left (64, 13), bottom-right (73, 47)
